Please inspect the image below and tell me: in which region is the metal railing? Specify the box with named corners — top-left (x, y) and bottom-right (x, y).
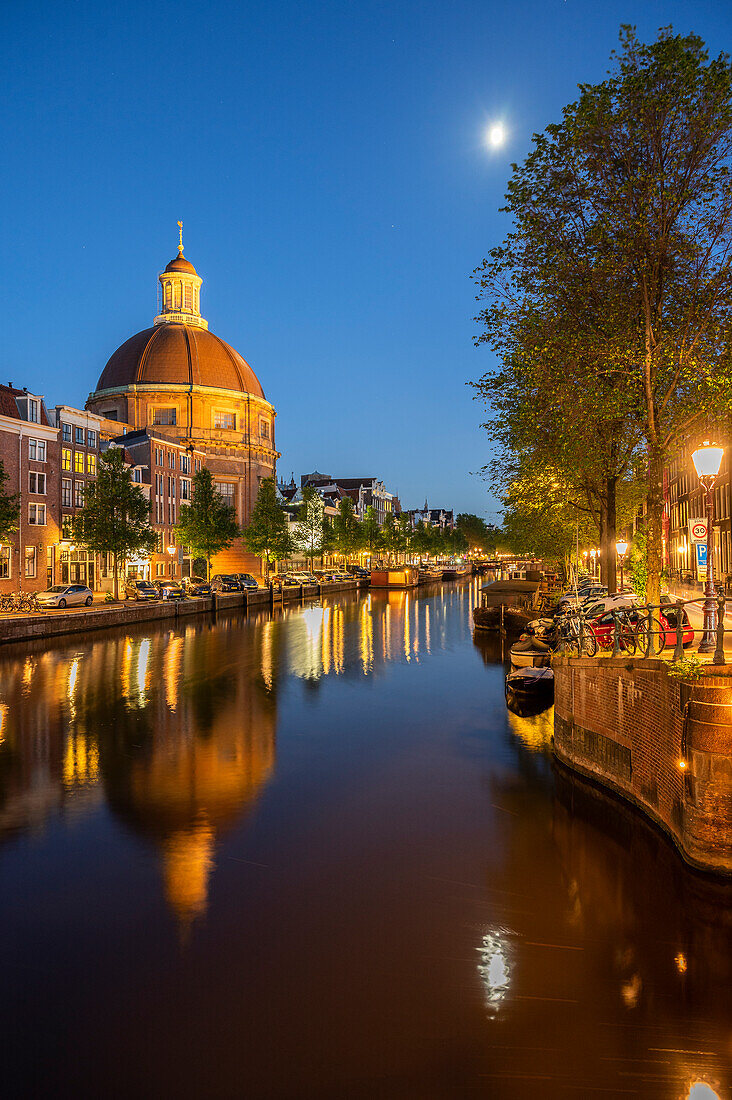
top-left (556, 589), bottom-right (727, 665)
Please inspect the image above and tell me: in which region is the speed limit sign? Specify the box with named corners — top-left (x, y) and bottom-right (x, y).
top-left (689, 519), bottom-right (708, 543)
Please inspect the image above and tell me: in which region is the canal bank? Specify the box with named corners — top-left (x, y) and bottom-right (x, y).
top-left (0, 580), bottom-right (361, 646)
top-left (553, 655), bottom-right (732, 875)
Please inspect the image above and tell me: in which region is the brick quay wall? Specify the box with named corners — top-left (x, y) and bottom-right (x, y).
top-left (0, 581), bottom-right (360, 647)
top-left (553, 656), bottom-right (732, 876)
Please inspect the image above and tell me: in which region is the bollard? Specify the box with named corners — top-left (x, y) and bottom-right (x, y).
top-left (714, 586), bottom-right (726, 666)
top-left (612, 610), bottom-right (621, 658)
top-left (673, 600), bottom-right (685, 662)
top-left (644, 606), bottom-right (654, 659)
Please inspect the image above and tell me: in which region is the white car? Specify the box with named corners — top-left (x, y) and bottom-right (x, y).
top-left (583, 593), bottom-right (639, 619)
top-left (37, 584), bottom-right (94, 609)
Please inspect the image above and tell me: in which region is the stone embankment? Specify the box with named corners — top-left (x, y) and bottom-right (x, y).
top-left (0, 580), bottom-right (360, 646)
top-left (554, 656), bottom-right (732, 876)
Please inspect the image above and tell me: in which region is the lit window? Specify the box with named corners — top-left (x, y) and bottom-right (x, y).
top-left (156, 562), bottom-right (164, 576)
top-left (28, 503), bottom-right (46, 525)
top-left (62, 448), bottom-right (72, 472)
top-left (0, 546), bottom-right (10, 579)
top-left (214, 411), bottom-right (236, 430)
top-left (28, 472), bottom-right (46, 494)
top-left (74, 451), bottom-right (84, 474)
top-left (87, 453), bottom-right (96, 475)
top-left (153, 408), bottom-right (177, 426)
top-left (24, 546), bottom-right (37, 577)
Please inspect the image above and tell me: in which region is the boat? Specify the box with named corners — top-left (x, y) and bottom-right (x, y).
top-left (442, 564), bottom-right (469, 579)
top-left (505, 666), bottom-right (554, 716)
top-left (509, 637), bottom-right (554, 668)
top-left (473, 605), bottom-right (502, 631)
top-left (418, 566), bottom-right (443, 584)
top-left (370, 566), bottom-right (419, 589)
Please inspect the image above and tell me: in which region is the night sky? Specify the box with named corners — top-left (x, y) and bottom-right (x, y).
top-left (3, 0), bottom-right (731, 518)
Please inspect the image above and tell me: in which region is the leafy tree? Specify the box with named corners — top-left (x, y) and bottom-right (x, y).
top-left (242, 477), bottom-right (293, 581)
top-left (397, 515), bottom-right (412, 563)
top-left (72, 447), bottom-right (158, 599)
top-left (175, 468), bottom-right (240, 581)
top-left (0, 460), bottom-right (19, 545)
top-left (456, 513), bottom-right (495, 552)
top-left (381, 512), bottom-right (400, 565)
top-left (332, 496), bottom-right (361, 568)
top-left (412, 520), bottom-right (431, 561)
top-left (361, 505), bottom-right (382, 562)
top-left (294, 486), bottom-right (325, 571)
top-left (474, 26), bottom-right (732, 604)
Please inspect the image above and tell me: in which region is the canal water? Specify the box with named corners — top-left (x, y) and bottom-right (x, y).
top-left (0, 579), bottom-right (730, 1098)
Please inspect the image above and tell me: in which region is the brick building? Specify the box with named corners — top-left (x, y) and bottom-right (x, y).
top-left (666, 433), bottom-right (732, 587)
top-left (298, 472), bottom-right (395, 524)
top-left (48, 405), bottom-right (104, 587)
top-left (0, 385), bottom-right (61, 592)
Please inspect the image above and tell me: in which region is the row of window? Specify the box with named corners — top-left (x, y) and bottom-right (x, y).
top-left (153, 447), bottom-right (198, 473)
top-left (28, 438), bottom-right (46, 462)
top-left (61, 449), bottom-right (96, 475)
top-left (61, 424), bottom-right (97, 448)
top-left (150, 407), bottom-right (271, 439)
top-left (0, 545), bottom-right (38, 579)
top-left (61, 480), bottom-right (86, 508)
top-left (154, 500), bottom-right (177, 525)
top-left (154, 474), bottom-right (192, 498)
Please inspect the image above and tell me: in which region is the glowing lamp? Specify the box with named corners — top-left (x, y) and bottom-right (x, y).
top-left (692, 441), bottom-right (724, 481)
top-left (615, 540), bottom-right (628, 557)
top-left (166, 545), bottom-right (176, 556)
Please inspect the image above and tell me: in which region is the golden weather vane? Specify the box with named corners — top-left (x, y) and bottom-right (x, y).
top-left (177, 220), bottom-right (184, 254)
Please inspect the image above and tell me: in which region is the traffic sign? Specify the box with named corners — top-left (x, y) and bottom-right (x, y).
top-left (689, 518), bottom-right (708, 543)
top-left (696, 541), bottom-right (707, 579)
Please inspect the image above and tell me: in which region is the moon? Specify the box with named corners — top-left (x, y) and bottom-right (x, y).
top-left (486, 122), bottom-right (506, 148)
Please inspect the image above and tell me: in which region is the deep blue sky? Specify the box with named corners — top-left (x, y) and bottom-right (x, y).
top-left (3, 0), bottom-right (731, 519)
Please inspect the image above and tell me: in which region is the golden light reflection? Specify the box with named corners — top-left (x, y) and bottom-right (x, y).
top-left (136, 638), bottom-right (150, 704)
top-left (67, 656), bottom-right (80, 721)
top-left (477, 929), bottom-right (511, 1014)
top-left (21, 657), bottom-right (33, 693)
top-left (261, 620), bottom-right (274, 690)
top-left (675, 951), bottom-right (688, 974)
top-left (687, 1084), bottom-right (721, 1100)
top-left (425, 605), bottom-right (431, 654)
top-left (0, 702), bottom-right (8, 744)
top-left (404, 593), bottom-right (410, 662)
top-left (162, 820), bottom-right (214, 933)
top-left (360, 599), bottom-right (373, 674)
top-left (164, 635), bottom-right (183, 711)
top-left (322, 605), bottom-right (331, 676)
top-left (505, 707), bottom-right (553, 752)
top-left (63, 734), bottom-right (99, 788)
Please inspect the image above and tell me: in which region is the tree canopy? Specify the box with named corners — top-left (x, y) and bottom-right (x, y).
top-left (72, 447), bottom-right (158, 598)
top-left (242, 477), bottom-right (293, 580)
top-left (175, 468), bottom-right (240, 580)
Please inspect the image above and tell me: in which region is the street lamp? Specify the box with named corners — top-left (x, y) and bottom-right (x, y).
top-left (616, 540), bottom-right (628, 593)
top-left (590, 548), bottom-right (597, 579)
top-left (692, 440), bottom-right (724, 653)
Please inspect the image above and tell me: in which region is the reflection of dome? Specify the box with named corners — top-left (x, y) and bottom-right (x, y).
top-left (95, 324), bottom-right (265, 397)
top-left (162, 822), bottom-right (214, 930)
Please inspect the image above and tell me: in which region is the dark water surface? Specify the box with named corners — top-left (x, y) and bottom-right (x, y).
top-left (0, 579), bottom-right (730, 1098)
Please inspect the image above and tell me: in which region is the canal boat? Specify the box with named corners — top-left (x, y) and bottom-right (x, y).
top-left (473, 605), bottom-right (502, 630)
top-left (418, 566), bottom-right (443, 584)
top-left (442, 564), bottom-right (469, 579)
top-left (509, 637), bottom-right (554, 668)
top-left (505, 666), bottom-right (554, 715)
top-left (370, 566), bottom-right (419, 589)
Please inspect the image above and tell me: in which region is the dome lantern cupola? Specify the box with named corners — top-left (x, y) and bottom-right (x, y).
top-left (154, 221), bottom-right (208, 330)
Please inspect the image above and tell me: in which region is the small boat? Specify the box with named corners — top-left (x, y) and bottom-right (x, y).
top-left (370, 567), bottom-right (419, 589)
top-left (418, 566), bottom-right (443, 584)
top-left (509, 637), bottom-right (554, 668)
top-left (505, 666), bottom-right (554, 716)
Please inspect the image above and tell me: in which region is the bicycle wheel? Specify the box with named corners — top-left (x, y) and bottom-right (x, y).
top-left (581, 629), bottom-right (597, 657)
top-left (635, 616), bottom-right (666, 656)
top-left (619, 622), bottom-right (637, 655)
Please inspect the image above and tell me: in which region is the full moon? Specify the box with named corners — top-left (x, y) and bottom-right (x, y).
top-left (487, 122), bottom-right (506, 148)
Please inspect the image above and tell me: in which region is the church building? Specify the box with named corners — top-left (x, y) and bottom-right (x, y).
top-left (86, 227), bottom-right (278, 576)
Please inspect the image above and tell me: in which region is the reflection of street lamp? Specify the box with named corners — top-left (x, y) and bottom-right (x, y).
top-left (616, 540), bottom-right (628, 593)
top-left (692, 440), bottom-right (724, 653)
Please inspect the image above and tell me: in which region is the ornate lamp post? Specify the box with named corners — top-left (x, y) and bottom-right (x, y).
top-left (691, 440), bottom-right (724, 653)
top-left (616, 540), bottom-right (628, 593)
top-left (590, 548), bottom-right (597, 579)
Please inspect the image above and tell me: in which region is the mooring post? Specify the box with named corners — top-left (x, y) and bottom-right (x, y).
top-left (612, 610), bottom-right (621, 658)
top-left (714, 586), bottom-right (726, 666)
top-left (673, 600), bottom-right (685, 663)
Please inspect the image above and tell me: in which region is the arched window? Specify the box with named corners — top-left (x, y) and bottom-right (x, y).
top-left (164, 281), bottom-right (172, 308)
top-left (184, 284), bottom-right (193, 310)
top-left (175, 282), bottom-right (182, 310)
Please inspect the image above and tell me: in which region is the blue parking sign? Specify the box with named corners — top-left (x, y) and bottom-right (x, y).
top-left (696, 542), bottom-right (707, 577)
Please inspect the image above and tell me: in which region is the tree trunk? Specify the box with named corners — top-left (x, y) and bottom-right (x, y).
top-left (113, 551), bottom-right (119, 600)
top-left (646, 442), bottom-right (665, 606)
top-left (604, 476), bottom-right (618, 593)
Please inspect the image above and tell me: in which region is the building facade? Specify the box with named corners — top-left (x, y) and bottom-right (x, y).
top-left (86, 233), bottom-right (278, 576)
top-left (299, 473), bottom-right (395, 524)
top-left (48, 405), bottom-right (104, 587)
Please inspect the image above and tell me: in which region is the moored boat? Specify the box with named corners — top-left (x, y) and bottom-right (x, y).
top-left (509, 637), bottom-right (554, 668)
top-left (370, 566), bottom-right (419, 589)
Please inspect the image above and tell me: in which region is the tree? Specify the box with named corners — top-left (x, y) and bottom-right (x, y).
top-left (456, 513), bottom-right (495, 552)
top-left (397, 515), bottom-right (412, 563)
top-left (361, 505), bottom-right (382, 562)
top-left (332, 496), bottom-right (361, 569)
top-left (412, 520), bottom-right (431, 561)
top-left (294, 486), bottom-right (325, 571)
top-left (241, 477), bottom-right (293, 580)
top-left (0, 459), bottom-right (19, 545)
top-left (474, 27), bottom-right (732, 604)
top-left (72, 447), bottom-right (158, 599)
top-left (175, 468), bottom-right (240, 581)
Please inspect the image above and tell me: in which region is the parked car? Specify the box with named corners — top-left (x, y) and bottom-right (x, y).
top-left (589, 604), bottom-right (694, 650)
top-left (348, 567), bottom-right (370, 578)
top-left (582, 593), bottom-right (639, 620)
top-left (157, 581), bottom-right (187, 601)
top-left (125, 579), bottom-right (160, 601)
top-left (37, 584), bottom-right (93, 609)
top-left (210, 574), bottom-right (242, 593)
top-left (185, 576), bottom-right (212, 596)
top-left (234, 573), bottom-right (260, 590)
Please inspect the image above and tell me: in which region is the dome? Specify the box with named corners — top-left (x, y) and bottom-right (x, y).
top-left (95, 324), bottom-right (265, 398)
top-left (164, 253), bottom-right (198, 275)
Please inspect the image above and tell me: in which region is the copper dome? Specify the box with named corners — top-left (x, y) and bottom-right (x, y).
top-left (94, 324), bottom-right (265, 398)
top-left (164, 253), bottom-right (198, 275)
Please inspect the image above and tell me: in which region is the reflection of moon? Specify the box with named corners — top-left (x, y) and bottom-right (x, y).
top-left (487, 122), bottom-right (506, 148)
